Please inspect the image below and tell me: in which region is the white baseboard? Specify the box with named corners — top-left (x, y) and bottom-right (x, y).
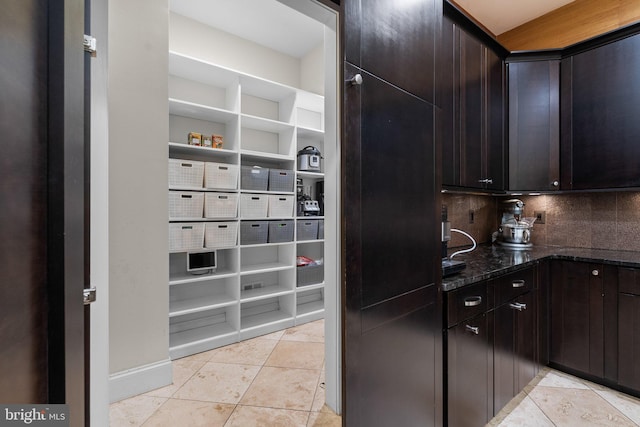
top-left (109, 359), bottom-right (173, 403)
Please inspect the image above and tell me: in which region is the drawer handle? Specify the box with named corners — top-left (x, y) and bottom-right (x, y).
top-left (465, 325), bottom-right (479, 335)
top-left (509, 302), bottom-right (527, 311)
top-left (512, 280), bottom-right (525, 288)
top-left (464, 296), bottom-right (482, 307)
top-left (592, 269), bottom-right (599, 276)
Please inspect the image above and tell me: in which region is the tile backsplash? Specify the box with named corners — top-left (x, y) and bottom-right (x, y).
top-left (443, 191), bottom-right (640, 252)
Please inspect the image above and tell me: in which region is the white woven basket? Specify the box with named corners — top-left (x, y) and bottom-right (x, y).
top-left (169, 159), bottom-right (204, 188)
top-left (168, 191), bottom-right (204, 219)
top-left (204, 192), bottom-right (239, 218)
top-left (240, 194), bottom-right (268, 218)
top-left (204, 162), bottom-right (239, 190)
top-left (267, 195), bottom-right (294, 217)
top-left (169, 222), bottom-right (205, 252)
top-left (205, 221), bottom-right (238, 248)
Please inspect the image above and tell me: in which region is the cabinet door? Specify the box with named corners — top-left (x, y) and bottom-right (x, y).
top-left (494, 291), bottom-right (537, 413)
top-left (343, 61), bottom-right (440, 427)
top-left (485, 47), bottom-right (505, 191)
top-left (458, 30), bottom-right (484, 188)
top-left (447, 313), bottom-right (492, 427)
top-left (618, 293), bottom-right (640, 391)
top-left (561, 32), bottom-right (640, 189)
top-left (508, 59), bottom-right (560, 191)
top-left (440, 22), bottom-right (505, 191)
top-left (550, 261), bottom-right (604, 376)
top-left (346, 0), bottom-right (438, 103)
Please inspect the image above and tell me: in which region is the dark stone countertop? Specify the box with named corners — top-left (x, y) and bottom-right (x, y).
top-left (442, 244), bottom-right (640, 292)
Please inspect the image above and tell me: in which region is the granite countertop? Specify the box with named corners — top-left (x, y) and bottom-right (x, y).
top-left (442, 244), bottom-right (640, 292)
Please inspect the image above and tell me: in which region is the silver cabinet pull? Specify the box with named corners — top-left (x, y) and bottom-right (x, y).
top-left (464, 296), bottom-right (482, 307)
top-left (512, 279), bottom-right (525, 288)
top-left (552, 180), bottom-right (560, 187)
top-left (592, 269), bottom-right (599, 276)
top-left (509, 302), bottom-right (527, 311)
top-left (465, 325), bottom-right (480, 335)
top-left (478, 178), bottom-right (493, 184)
top-left (347, 74), bottom-right (363, 86)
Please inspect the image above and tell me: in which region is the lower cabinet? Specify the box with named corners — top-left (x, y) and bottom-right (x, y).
top-left (447, 313), bottom-right (492, 427)
top-left (549, 260), bottom-right (617, 380)
top-left (445, 265), bottom-right (538, 427)
top-left (494, 291), bottom-right (537, 411)
top-left (618, 268), bottom-right (640, 391)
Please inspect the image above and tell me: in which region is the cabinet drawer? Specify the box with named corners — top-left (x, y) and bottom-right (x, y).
top-left (495, 268), bottom-right (534, 307)
top-left (619, 267), bottom-right (640, 295)
top-left (447, 281), bottom-right (488, 328)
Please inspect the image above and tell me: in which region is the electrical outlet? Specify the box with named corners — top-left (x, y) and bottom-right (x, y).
top-left (534, 210), bottom-right (546, 224)
top-left (469, 209), bottom-right (475, 224)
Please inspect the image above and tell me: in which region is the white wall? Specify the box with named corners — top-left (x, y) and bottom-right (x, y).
top-left (170, 12), bottom-right (301, 88)
top-left (301, 43), bottom-right (324, 95)
top-left (108, 0), bottom-right (171, 400)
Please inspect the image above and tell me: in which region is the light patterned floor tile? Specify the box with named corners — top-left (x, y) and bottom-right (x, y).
top-left (109, 395), bottom-right (167, 427)
top-left (143, 358), bottom-right (207, 398)
top-left (142, 399), bottom-right (235, 427)
top-left (265, 341), bottom-right (325, 370)
top-left (173, 362), bottom-right (261, 404)
top-left (529, 386), bottom-right (637, 426)
top-left (240, 366), bottom-right (319, 411)
top-left (307, 407), bottom-right (342, 427)
top-left (593, 388), bottom-right (640, 425)
top-left (281, 320), bottom-right (325, 343)
top-left (536, 370), bottom-right (590, 390)
top-left (199, 336), bottom-right (279, 366)
top-left (497, 396), bottom-right (555, 427)
top-left (224, 405), bottom-right (309, 427)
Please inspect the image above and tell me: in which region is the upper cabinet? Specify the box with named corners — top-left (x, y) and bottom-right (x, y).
top-left (507, 57), bottom-right (560, 192)
top-left (346, 0), bottom-right (438, 103)
top-left (441, 15), bottom-right (506, 191)
top-left (561, 31), bottom-right (640, 190)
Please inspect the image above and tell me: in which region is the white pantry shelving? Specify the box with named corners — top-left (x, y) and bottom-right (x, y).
top-left (167, 51), bottom-right (327, 359)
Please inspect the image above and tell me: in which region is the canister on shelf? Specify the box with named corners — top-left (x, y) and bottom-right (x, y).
top-left (212, 134), bottom-right (224, 149)
top-left (202, 135), bottom-right (213, 148)
top-left (188, 132), bottom-right (202, 146)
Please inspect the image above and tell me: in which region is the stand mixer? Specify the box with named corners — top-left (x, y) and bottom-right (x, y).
top-left (495, 199), bottom-right (536, 249)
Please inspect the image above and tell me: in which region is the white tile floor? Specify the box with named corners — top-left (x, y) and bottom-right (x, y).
top-left (490, 367), bottom-right (640, 426)
top-left (110, 320), bottom-right (640, 426)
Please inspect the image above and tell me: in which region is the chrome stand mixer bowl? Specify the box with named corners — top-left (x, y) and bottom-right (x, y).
top-left (496, 199), bottom-right (535, 248)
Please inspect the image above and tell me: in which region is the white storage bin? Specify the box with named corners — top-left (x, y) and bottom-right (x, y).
top-left (204, 162), bottom-right (238, 190)
top-left (169, 159), bottom-right (204, 188)
top-left (169, 223), bottom-right (205, 252)
top-left (205, 221), bottom-right (238, 248)
top-left (169, 191), bottom-right (204, 219)
top-left (240, 194), bottom-right (268, 218)
top-left (268, 195), bottom-right (294, 218)
top-left (204, 193), bottom-right (239, 218)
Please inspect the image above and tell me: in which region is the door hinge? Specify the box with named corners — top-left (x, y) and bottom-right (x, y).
top-left (83, 34), bottom-right (97, 57)
top-left (84, 287), bottom-right (97, 305)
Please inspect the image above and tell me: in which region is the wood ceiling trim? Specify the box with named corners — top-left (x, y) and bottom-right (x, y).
top-left (497, 0), bottom-right (640, 51)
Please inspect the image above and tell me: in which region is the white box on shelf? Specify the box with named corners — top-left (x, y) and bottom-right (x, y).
top-left (169, 159), bottom-right (204, 188)
top-left (169, 223), bottom-right (205, 252)
top-left (205, 221), bottom-right (238, 248)
top-left (204, 162), bottom-right (238, 190)
top-left (204, 193), bottom-right (239, 218)
top-left (268, 195), bottom-right (294, 218)
top-left (169, 191), bottom-right (204, 219)
top-left (240, 194), bottom-right (268, 218)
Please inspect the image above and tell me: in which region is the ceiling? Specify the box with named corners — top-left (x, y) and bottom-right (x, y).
top-left (454, 0), bottom-right (577, 35)
top-left (170, 0), bottom-right (579, 57)
top-left (169, 0), bottom-right (325, 58)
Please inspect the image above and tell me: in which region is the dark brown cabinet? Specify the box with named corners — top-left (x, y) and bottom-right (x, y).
top-left (445, 265), bottom-right (539, 427)
top-left (617, 268), bottom-right (640, 391)
top-left (561, 31), bottom-right (640, 189)
top-left (493, 268), bottom-right (538, 412)
top-left (440, 15), bottom-right (506, 191)
top-left (447, 313), bottom-right (492, 427)
top-left (507, 57), bottom-right (560, 191)
top-left (549, 261), bottom-right (617, 380)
